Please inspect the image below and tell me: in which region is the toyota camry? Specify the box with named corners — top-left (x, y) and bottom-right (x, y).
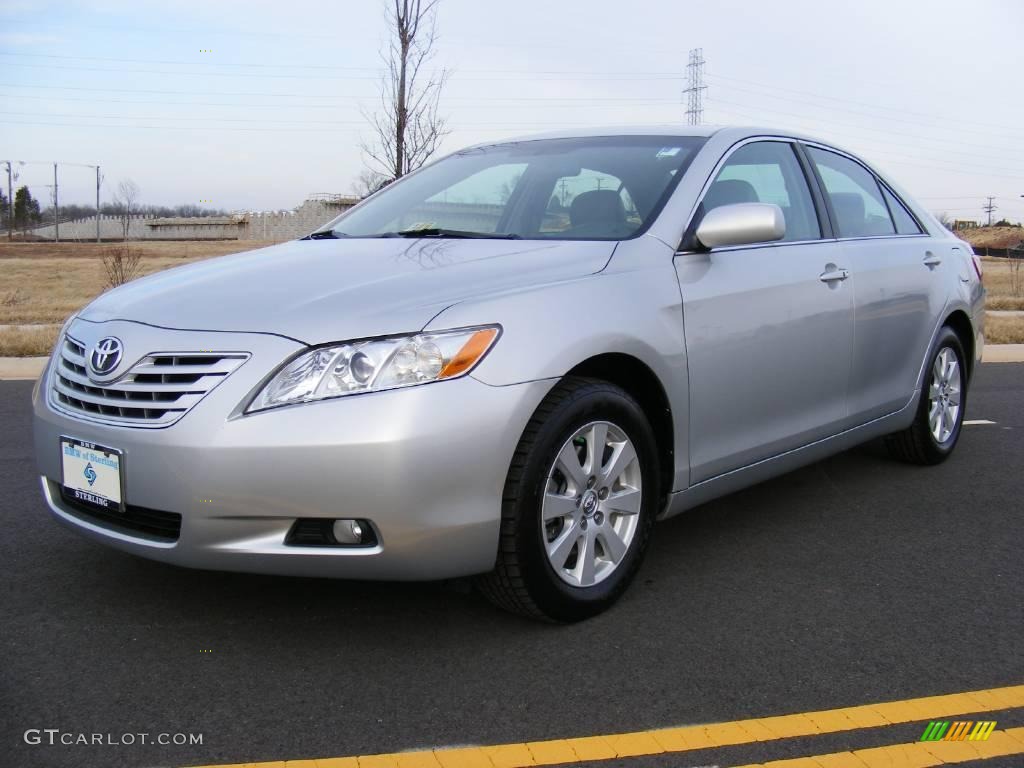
top-left (32, 126), bottom-right (985, 621)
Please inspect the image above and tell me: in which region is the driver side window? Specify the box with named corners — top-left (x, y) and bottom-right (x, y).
top-left (700, 141), bottom-right (821, 243)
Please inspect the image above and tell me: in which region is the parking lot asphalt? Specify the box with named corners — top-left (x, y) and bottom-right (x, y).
top-left (2, 365), bottom-right (1022, 768)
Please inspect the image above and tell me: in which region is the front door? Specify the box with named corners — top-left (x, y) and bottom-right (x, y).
top-left (675, 139), bottom-right (855, 484)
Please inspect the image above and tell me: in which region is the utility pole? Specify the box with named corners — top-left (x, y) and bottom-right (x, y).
top-left (95, 165), bottom-right (101, 242)
top-left (53, 162), bottom-right (59, 242)
top-left (683, 48), bottom-right (707, 126)
top-left (4, 161), bottom-right (12, 240)
top-left (983, 196), bottom-right (997, 227)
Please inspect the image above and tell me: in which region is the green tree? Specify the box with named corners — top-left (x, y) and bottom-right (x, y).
top-left (13, 186), bottom-right (41, 232)
top-left (0, 189), bottom-right (8, 229)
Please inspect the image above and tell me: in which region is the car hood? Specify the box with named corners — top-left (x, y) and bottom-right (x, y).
top-left (79, 238), bottom-right (615, 344)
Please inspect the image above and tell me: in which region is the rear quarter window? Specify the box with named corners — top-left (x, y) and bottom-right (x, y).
top-left (881, 185), bottom-right (923, 235)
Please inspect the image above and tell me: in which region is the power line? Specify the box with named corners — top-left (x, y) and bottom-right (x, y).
top-left (0, 119), bottom-right (520, 135)
top-left (0, 92), bottom-right (679, 112)
top-left (708, 80), bottom-right (1024, 142)
top-left (0, 109), bottom-right (676, 128)
top-left (707, 100), bottom-right (1024, 174)
top-left (708, 98), bottom-right (1024, 170)
top-left (0, 50), bottom-right (686, 76)
top-left (1, 60), bottom-right (683, 82)
top-left (0, 82), bottom-right (680, 102)
top-left (706, 72), bottom-right (1024, 136)
top-left (709, 107), bottom-right (1024, 182)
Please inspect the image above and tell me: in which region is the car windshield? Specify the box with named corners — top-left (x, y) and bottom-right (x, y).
top-left (319, 135), bottom-right (706, 241)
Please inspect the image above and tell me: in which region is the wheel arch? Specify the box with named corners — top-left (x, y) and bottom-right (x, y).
top-left (566, 353), bottom-right (675, 505)
top-left (943, 309), bottom-right (976, 382)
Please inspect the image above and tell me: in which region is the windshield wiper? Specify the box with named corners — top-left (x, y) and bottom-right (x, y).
top-left (377, 228), bottom-right (521, 240)
top-left (304, 230), bottom-right (347, 240)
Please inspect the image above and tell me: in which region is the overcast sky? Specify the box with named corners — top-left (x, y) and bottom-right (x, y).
top-left (1, 0), bottom-right (1022, 222)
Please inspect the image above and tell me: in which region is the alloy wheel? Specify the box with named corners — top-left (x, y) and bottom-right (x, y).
top-left (541, 421), bottom-right (642, 588)
top-left (928, 346), bottom-right (961, 444)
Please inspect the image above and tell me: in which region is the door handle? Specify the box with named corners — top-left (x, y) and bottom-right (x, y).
top-left (923, 252), bottom-right (942, 268)
top-left (819, 267), bottom-right (850, 283)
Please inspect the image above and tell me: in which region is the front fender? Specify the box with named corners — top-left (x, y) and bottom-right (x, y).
top-left (424, 253), bottom-right (688, 489)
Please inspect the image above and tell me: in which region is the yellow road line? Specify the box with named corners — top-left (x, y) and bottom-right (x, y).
top-left (187, 683), bottom-right (1024, 768)
top-left (733, 725), bottom-right (1024, 767)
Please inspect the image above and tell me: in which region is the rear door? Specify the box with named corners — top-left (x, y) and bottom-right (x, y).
top-left (804, 145), bottom-right (947, 422)
top-left (675, 139), bottom-right (855, 484)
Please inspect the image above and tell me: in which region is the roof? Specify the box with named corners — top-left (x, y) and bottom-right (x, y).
top-left (463, 124), bottom-right (823, 149)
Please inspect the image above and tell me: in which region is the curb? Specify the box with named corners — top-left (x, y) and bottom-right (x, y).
top-left (0, 357), bottom-right (48, 380)
top-left (982, 343), bottom-right (1024, 363)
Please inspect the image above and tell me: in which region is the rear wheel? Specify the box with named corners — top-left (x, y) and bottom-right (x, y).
top-left (886, 327), bottom-right (967, 465)
top-left (478, 377), bottom-right (660, 622)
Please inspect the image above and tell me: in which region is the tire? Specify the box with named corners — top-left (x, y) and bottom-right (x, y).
top-left (885, 327), bottom-right (967, 465)
top-left (478, 376), bottom-right (661, 622)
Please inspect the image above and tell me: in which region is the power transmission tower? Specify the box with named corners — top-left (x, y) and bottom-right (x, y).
top-left (53, 163), bottom-right (59, 242)
top-left (983, 196), bottom-right (997, 226)
top-left (683, 48), bottom-right (707, 125)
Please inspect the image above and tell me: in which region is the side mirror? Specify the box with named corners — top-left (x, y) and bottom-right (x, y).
top-left (695, 203), bottom-right (786, 249)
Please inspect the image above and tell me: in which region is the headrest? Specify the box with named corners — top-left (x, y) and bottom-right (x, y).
top-left (704, 179), bottom-right (759, 210)
top-left (570, 190), bottom-right (626, 228)
top-left (831, 192), bottom-right (866, 235)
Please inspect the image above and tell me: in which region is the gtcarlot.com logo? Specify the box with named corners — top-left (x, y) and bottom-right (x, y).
top-left (24, 729), bottom-right (203, 746)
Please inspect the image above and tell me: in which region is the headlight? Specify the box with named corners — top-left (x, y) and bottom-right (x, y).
top-left (248, 325), bottom-right (500, 412)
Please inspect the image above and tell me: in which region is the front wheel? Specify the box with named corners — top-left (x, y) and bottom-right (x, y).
top-left (886, 327), bottom-right (967, 465)
top-left (478, 377), bottom-right (660, 622)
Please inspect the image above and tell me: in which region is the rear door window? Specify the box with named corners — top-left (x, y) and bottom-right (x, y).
top-left (806, 147), bottom-right (896, 238)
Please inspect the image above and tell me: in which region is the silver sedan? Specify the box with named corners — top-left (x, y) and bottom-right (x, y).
top-left (32, 126), bottom-right (985, 621)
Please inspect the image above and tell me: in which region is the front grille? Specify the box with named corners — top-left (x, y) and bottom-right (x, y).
top-left (50, 335), bottom-right (248, 428)
top-left (60, 490), bottom-right (182, 542)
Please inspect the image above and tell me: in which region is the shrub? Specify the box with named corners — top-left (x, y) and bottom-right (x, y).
top-left (101, 244), bottom-right (142, 289)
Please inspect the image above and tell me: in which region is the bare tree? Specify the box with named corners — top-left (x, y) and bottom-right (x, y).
top-left (354, 168), bottom-right (390, 198)
top-left (362, 0), bottom-right (450, 183)
top-left (112, 179), bottom-right (141, 241)
top-left (935, 211), bottom-right (953, 231)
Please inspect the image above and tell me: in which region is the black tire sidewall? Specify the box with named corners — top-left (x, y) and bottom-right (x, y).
top-left (510, 383), bottom-right (660, 622)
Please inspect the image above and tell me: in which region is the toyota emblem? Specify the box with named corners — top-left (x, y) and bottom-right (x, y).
top-left (89, 337), bottom-right (124, 377)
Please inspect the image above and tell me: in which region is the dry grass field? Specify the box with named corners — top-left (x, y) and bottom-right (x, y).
top-left (0, 241), bottom-right (279, 356)
top-left (986, 314), bottom-right (1024, 345)
top-left (981, 257), bottom-right (1024, 311)
top-left (958, 225), bottom-right (1024, 250)
top-left (0, 240), bottom-right (277, 260)
top-left (1, 243), bottom-right (1022, 357)
top-left (0, 325), bottom-right (60, 357)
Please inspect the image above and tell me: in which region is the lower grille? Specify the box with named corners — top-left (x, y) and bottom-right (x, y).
top-left (59, 490), bottom-right (182, 542)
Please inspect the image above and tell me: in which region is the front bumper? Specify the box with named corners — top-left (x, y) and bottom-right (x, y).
top-left (33, 320), bottom-right (552, 580)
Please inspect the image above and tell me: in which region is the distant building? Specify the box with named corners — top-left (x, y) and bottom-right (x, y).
top-left (14, 194), bottom-right (360, 242)
top-left (952, 220), bottom-right (979, 231)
